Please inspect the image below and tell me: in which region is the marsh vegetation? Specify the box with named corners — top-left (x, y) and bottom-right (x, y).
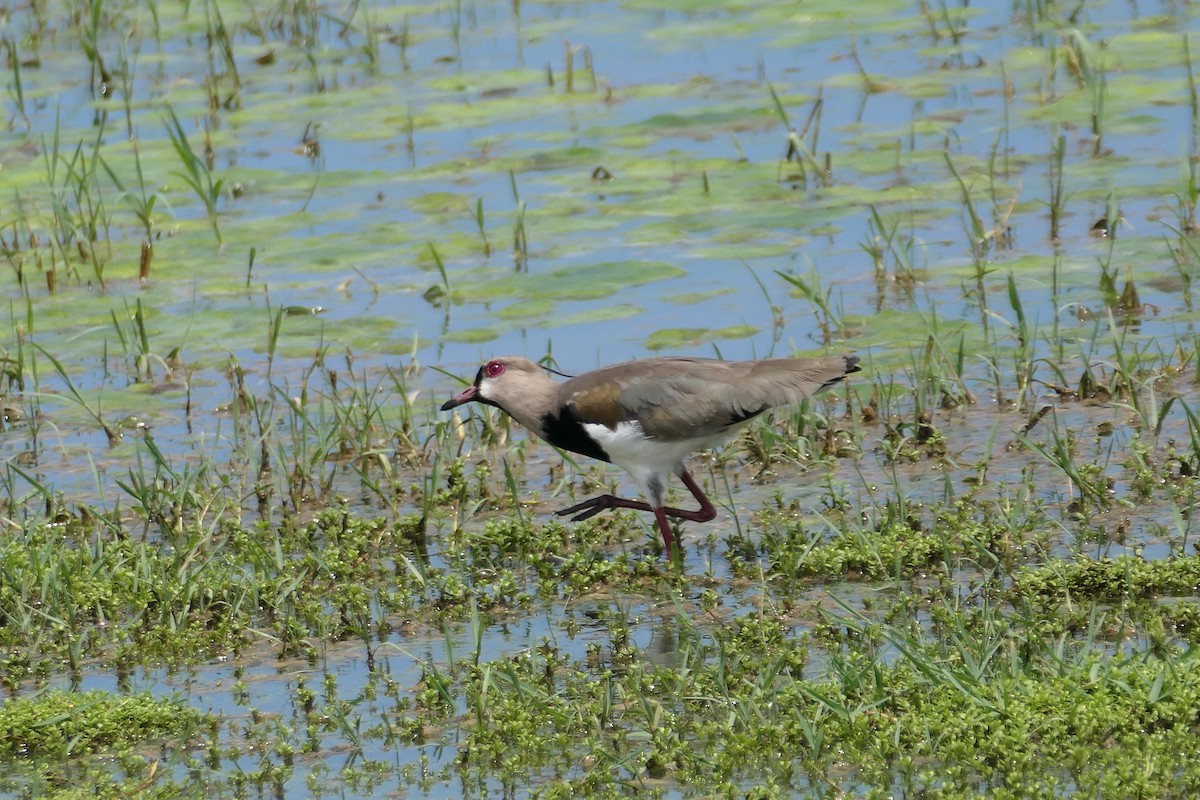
top-left (2, 0), bottom-right (1200, 797)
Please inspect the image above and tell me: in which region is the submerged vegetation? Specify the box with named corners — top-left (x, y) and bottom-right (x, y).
top-left (2, 0), bottom-right (1200, 797)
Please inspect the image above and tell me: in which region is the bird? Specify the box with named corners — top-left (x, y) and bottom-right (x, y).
top-left (440, 354), bottom-right (860, 556)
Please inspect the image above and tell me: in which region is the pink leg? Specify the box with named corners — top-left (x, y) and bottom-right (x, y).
top-left (556, 469), bottom-right (717, 551)
top-left (677, 469), bottom-right (717, 523)
top-left (654, 507), bottom-right (675, 551)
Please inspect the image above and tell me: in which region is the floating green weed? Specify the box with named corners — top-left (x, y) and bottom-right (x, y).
top-left (644, 324), bottom-right (757, 350)
top-left (0, 689), bottom-right (210, 758)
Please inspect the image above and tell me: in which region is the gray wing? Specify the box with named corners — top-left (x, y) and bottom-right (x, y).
top-left (563, 356), bottom-right (856, 441)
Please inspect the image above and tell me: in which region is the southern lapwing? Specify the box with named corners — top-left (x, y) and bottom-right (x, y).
top-left (441, 354), bottom-right (859, 555)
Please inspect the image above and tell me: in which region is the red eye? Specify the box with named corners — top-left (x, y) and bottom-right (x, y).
top-left (485, 360), bottom-right (505, 378)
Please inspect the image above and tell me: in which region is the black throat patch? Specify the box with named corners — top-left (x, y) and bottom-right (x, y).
top-left (539, 406), bottom-right (611, 463)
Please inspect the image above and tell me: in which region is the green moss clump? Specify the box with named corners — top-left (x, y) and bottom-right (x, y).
top-left (1013, 555), bottom-right (1200, 603)
top-left (0, 689), bottom-right (210, 759)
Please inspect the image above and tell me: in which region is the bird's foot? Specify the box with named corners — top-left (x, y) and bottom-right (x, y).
top-left (556, 493), bottom-right (651, 522)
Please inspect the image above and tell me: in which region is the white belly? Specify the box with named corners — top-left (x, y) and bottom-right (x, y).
top-left (581, 420), bottom-right (742, 506)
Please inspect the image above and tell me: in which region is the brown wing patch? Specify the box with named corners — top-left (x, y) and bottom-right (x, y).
top-left (570, 381), bottom-right (625, 429)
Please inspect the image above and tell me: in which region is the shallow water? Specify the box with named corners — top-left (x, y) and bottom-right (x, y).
top-left (4, 0), bottom-right (1200, 796)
